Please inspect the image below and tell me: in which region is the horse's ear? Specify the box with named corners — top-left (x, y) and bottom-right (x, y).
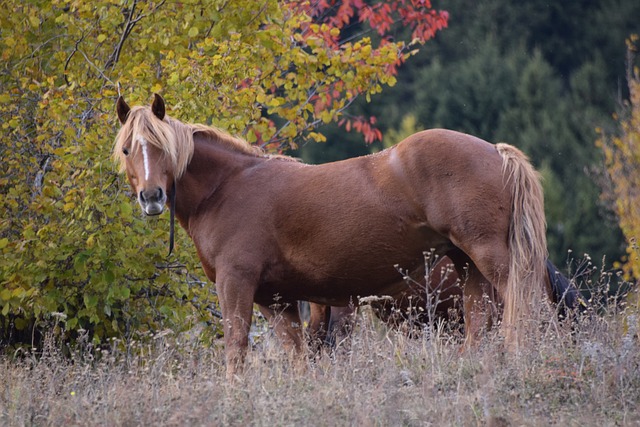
top-left (151, 93), bottom-right (165, 120)
top-left (116, 96), bottom-right (131, 124)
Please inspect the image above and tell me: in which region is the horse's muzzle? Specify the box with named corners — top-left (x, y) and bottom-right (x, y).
top-left (139, 187), bottom-right (166, 216)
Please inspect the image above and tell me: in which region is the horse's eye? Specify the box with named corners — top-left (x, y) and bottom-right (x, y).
top-left (122, 147), bottom-right (130, 156)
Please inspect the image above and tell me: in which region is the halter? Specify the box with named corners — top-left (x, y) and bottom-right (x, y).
top-left (168, 180), bottom-right (176, 257)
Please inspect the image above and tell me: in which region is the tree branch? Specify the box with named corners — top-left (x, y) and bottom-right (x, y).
top-left (105, 0), bottom-right (167, 71)
top-left (105, 0), bottom-right (139, 70)
top-left (63, 33), bottom-right (86, 86)
top-left (264, 92), bottom-right (361, 150)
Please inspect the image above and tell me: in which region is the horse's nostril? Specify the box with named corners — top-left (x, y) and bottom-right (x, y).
top-left (139, 187), bottom-right (163, 203)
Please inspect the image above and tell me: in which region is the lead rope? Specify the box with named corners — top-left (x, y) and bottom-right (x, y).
top-left (168, 180), bottom-right (176, 257)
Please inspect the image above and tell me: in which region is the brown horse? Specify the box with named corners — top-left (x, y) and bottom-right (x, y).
top-left (114, 94), bottom-right (551, 378)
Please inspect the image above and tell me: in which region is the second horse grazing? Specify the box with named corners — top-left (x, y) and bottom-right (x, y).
top-left (307, 256), bottom-right (580, 347)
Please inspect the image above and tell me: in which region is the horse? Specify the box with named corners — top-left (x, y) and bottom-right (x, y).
top-left (114, 94), bottom-right (552, 379)
top-left (307, 257), bottom-right (581, 347)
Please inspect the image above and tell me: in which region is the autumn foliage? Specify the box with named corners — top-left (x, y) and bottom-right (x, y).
top-left (296, 0), bottom-right (447, 143)
top-left (0, 0), bottom-right (447, 346)
top-left (600, 37), bottom-right (640, 283)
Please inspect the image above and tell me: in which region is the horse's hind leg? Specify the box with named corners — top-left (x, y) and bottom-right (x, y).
top-left (448, 250), bottom-right (500, 346)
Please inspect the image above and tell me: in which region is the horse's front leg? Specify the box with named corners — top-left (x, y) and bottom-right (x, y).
top-left (216, 278), bottom-right (256, 381)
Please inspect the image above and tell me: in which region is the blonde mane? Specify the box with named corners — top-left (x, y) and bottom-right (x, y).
top-left (113, 106), bottom-right (270, 178)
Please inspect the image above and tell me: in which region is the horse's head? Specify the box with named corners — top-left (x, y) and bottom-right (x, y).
top-left (113, 94), bottom-right (186, 216)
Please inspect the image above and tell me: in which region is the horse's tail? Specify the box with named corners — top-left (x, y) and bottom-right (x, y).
top-left (496, 143), bottom-right (548, 346)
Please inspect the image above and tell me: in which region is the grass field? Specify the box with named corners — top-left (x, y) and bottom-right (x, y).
top-left (1, 295), bottom-right (639, 426)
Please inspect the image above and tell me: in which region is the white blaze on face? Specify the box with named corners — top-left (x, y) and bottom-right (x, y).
top-left (133, 134), bottom-right (165, 216)
top-left (137, 135), bottom-right (150, 181)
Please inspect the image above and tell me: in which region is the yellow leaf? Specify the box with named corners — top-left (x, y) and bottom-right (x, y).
top-left (256, 92), bottom-right (266, 103)
top-left (309, 132), bottom-right (327, 143)
top-left (320, 110), bottom-right (332, 124)
top-left (29, 15), bottom-right (40, 28)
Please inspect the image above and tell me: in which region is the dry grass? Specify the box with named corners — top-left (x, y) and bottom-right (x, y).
top-left (1, 299), bottom-right (639, 426)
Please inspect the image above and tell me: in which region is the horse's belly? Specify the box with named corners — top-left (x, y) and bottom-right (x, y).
top-left (256, 248), bottom-right (434, 306)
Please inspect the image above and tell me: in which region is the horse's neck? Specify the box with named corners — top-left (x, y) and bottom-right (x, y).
top-left (174, 138), bottom-right (261, 227)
